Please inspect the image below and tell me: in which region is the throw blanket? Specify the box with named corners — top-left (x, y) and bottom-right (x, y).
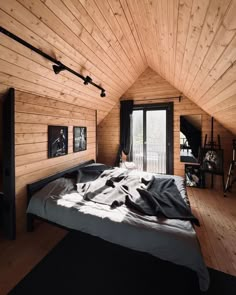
top-left (127, 177), bottom-right (200, 226)
top-left (77, 168), bottom-right (199, 226)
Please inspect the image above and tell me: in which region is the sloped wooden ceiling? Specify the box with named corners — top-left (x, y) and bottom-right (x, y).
top-left (128, 0), bottom-right (236, 134)
top-left (0, 0), bottom-right (236, 133)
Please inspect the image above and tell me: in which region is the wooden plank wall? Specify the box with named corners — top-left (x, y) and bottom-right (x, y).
top-left (98, 104), bottom-right (120, 166)
top-left (1, 1), bottom-right (236, 134)
top-left (15, 90), bottom-right (96, 233)
top-left (98, 68), bottom-right (234, 185)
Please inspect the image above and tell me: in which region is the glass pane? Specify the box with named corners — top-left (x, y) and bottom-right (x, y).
top-left (146, 110), bottom-right (166, 173)
top-left (132, 110), bottom-right (143, 170)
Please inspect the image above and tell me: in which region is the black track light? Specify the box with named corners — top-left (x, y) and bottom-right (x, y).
top-left (52, 64), bottom-right (66, 74)
top-left (84, 76), bottom-right (92, 85)
top-left (0, 25), bottom-right (106, 96)
top-left (100, 90), bottom-right (106, 97)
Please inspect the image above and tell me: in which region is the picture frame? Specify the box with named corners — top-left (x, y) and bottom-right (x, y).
top-left (185, 164), bottom-right (204, 188)
top-left (48, 126), bottom-right (68, 158)
top-left (200, 148), bottom-right (224, 174)
top-left (73, 126), bottom-right (87, 152)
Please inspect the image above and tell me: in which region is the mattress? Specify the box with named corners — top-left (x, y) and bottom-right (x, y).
top-left (27, 168), bottom-right (209, 291)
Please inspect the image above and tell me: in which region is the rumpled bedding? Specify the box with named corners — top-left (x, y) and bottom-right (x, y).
top-left (77, 168), bottom-right (199, 226)
top-left (27, 166), bottom-right (209, 291)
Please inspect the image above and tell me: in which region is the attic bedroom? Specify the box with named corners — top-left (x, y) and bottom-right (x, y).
top-left (0, 0), bottom-right (236, 294)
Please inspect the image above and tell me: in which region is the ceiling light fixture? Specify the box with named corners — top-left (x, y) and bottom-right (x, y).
top-left (83, 76), bottom-right (92, 85)
top-left (52, 63), bottom-right (66, 74)
top-left (0, 26), bottom-right (106, 98)
top-left (100, 89), bottom-right (106, 97)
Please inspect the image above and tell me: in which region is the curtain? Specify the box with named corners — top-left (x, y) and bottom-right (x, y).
top-left (114, 100), bottom-right (133, 166)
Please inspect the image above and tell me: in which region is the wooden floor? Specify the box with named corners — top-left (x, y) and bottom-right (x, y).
top-left (0, 187), bottom-right (235, 295)
top-left (188, 186), bottom-right (236, 275)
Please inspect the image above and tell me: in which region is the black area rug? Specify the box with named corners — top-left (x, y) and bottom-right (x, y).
top-left (9, 231), bottom-right (236, 295)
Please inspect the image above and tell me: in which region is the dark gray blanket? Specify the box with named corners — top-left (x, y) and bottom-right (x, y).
top-left (126, 177), bottom-right (200, 226)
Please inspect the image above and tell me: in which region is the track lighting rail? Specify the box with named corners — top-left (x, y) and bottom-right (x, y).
top-left (0, 26), bottom-right (106, 97)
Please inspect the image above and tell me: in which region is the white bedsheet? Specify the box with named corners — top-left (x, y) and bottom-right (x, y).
top-left (27, 169), bottom-right (209, 291)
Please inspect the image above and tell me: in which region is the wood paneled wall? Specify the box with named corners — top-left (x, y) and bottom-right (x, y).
top-left (15, 90), bottom-right (96, 232)
top-left (124, 67), bottom-right (181, 100)
top-left (98, 104), bottom-right (120, 166)
top-left (98, 68), bottom-right (234, 185)
top-left (0, 1), bottom-right (236, 133)
top-left (0, 0), bottom-right (146, 124)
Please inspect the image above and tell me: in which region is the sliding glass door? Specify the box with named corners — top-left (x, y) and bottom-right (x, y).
top-left (132, 103), bottom-right (173, 174)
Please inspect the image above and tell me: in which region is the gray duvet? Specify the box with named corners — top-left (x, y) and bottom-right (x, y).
top-left (27, 168), bottom-right (209, 291)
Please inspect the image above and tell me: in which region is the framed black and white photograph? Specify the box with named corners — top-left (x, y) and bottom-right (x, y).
top-left (73, 126), bottom-right (87, 152)
top-left (48, 126), bottom-right (68, 158)
top-left (200, 148), bottom-right (224, 174)
top-left (185, 164), bottom-right (203, 188)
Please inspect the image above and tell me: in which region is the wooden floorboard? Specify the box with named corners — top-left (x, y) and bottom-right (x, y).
top-left (0, 187), bottom-right (235, 295)
top-left (188, 186), bottom-right (236, 276)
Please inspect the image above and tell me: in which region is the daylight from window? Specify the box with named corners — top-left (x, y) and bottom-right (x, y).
top-left (132, 110), bottom-right (166, 173)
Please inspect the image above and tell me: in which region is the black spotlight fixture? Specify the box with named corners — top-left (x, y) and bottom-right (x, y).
top-left (84, 75), bottom-right (92, 85)
top-left (100, 90), bottom-right (106, 97)
top-left (52, 64), bottom-right (66, 74)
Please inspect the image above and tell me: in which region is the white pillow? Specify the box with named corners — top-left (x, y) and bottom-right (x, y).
top-left (120, 161), bottom-right (136, 170)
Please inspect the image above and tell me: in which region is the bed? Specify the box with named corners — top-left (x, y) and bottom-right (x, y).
top-left (26, 159), bottom-right (209, 292)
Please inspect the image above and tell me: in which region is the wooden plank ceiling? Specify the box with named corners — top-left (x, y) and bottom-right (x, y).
top-left (0, 0), bottom-right (236, 133)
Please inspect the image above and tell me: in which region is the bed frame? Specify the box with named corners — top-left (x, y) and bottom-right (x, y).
top-left (26, 159), bottom-right (95, 232)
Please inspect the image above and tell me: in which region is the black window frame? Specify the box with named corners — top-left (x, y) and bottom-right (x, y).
top-left (131, 102), bottom-right (173, 175)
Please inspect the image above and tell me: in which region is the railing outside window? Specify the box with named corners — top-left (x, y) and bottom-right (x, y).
top-left (132, 143), bottom-right (166, 174)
